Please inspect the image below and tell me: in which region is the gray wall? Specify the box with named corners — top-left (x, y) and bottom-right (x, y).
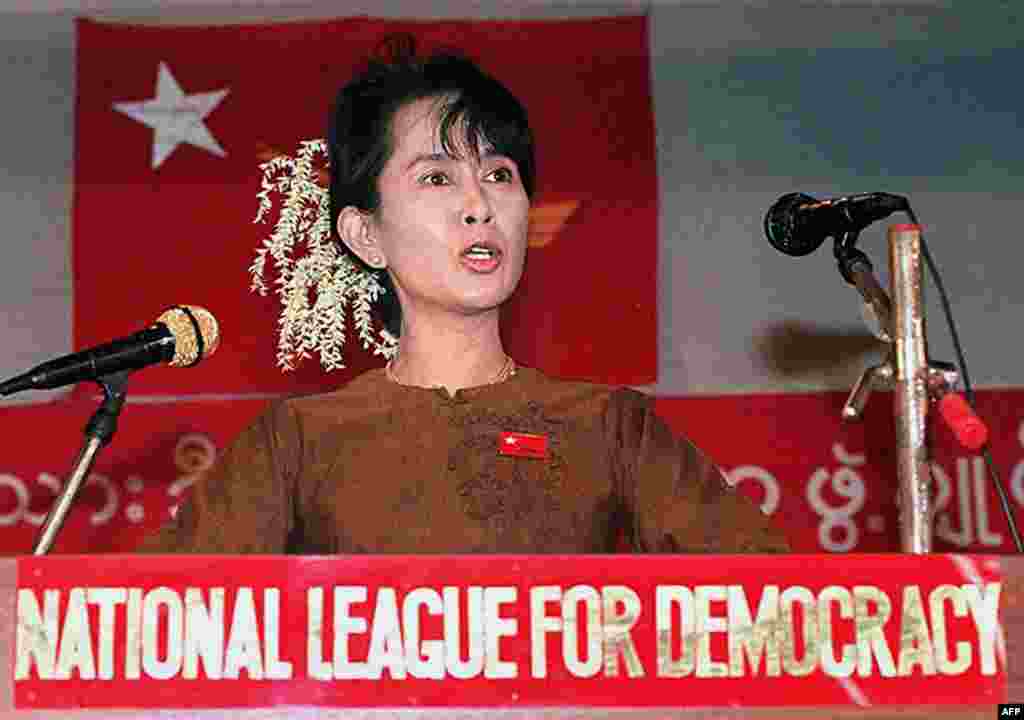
top-left (650, 2), bottom-right (1024, 393)
top-left (1, 1), bottom-right (1020, 401)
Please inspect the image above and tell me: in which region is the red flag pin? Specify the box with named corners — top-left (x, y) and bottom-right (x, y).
top-left (499, 431), bottom-right (548, 459)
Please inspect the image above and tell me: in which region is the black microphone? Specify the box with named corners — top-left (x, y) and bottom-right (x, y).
top-left (764, 192), bottom-right (908, 256)
top-left (0, 305), bottom-right (220, 396)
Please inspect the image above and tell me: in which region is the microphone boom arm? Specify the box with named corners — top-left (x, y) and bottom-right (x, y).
top-left (835, 234), bottom-right (893, 343)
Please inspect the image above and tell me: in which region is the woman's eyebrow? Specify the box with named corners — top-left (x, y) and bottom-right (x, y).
top-left (404, 149), bottom-right (508, 173)
top-left (405, 152), bottom-right (451, 172)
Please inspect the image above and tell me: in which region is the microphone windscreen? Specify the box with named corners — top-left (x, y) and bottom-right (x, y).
top-left (157, 306), bottom-right (221, 367)
top-left (764, 192), bottom-right (827, 257)
top-left (938, 393), bottom-right (989, 451)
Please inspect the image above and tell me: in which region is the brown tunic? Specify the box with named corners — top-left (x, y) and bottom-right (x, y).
top-left (139, 367), bottom-right (788, 554)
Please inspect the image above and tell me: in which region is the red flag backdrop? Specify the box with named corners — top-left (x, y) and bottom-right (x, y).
top-left (72, 16), bottom-right (658, 396)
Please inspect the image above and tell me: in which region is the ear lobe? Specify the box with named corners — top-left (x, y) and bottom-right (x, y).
top-left (337, 206), bottom-right (383, 268)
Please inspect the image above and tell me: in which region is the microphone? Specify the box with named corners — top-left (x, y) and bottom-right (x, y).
top-left (0, 306), bottom-right (220, 396)
top-left (764, 192), bottom-right (908, 257)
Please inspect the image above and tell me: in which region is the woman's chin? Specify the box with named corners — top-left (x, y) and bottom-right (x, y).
top-left (455, 272), bottom-right (521, 307)
top-left (452, 286), bottom-right (517, 315)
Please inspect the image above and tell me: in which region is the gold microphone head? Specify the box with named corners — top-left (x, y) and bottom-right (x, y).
top-left (156, 305), bottom-right (221, 367)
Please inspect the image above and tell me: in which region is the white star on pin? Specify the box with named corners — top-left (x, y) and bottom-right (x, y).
top-left (113, 62), bottom-right (229, 169)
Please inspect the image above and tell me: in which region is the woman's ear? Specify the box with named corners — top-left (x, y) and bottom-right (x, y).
top-left (337, 206), bottom-right (386, 269)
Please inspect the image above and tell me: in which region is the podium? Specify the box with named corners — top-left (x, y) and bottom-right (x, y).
top-left (1, 554), bottom-right (1020, 717)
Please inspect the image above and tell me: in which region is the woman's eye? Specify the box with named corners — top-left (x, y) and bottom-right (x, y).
top-left (488, 167), bottom-right (515, 183)
top-left (421, 172), bottom-right (450, 186)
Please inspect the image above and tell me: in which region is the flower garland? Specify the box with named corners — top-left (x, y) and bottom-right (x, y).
top-left (250, 139), bottom-right (398, 371)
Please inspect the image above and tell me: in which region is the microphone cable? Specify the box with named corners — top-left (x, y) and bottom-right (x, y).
top-left (904, 205), bottom-right (1024, 552)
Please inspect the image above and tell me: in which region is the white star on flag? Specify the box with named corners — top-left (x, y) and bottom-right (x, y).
top-left (113, 62), bottom-right (229, 169)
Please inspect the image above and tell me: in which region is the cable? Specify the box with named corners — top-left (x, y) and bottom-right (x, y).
top-left (905, 206), bottom-right (1024, 553)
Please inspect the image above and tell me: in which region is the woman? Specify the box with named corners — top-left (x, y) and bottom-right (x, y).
top-left (140, 39), bottom-right (788, 555)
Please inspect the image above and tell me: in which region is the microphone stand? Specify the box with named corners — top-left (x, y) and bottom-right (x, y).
top-left (32, 370), bottom-right (131, 555)
top-left (838, 225), bottom-right (955, 554)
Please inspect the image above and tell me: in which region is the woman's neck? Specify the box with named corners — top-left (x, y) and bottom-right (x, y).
top-left (387, 311), bottom-right (511, 397)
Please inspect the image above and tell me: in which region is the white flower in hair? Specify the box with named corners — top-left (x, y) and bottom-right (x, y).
top-left (251, 139), bottom-right (398, 371)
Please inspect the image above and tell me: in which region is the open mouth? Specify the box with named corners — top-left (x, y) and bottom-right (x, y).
top-left (460, 243), bottom-right (503, 273)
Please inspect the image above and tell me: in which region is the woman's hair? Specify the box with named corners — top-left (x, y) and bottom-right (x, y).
top-left (327, 35), bottom-right (536, 338)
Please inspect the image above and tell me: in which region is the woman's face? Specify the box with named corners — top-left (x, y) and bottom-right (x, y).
top-left (369, 96), bottom-right (530, 327)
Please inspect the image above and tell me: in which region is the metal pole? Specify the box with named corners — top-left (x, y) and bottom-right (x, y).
top-left (890, 224), bottom-right (931, 553)
top-left (33, 436), bottom-right (105, 555)
top-left (32, 370), bottom-right (130, 555)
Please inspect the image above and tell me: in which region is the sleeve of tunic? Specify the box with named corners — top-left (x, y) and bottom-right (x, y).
top-left (136, 400), bottom-right (302, 554)
top-left (606, 388), bottom-right (789, 553)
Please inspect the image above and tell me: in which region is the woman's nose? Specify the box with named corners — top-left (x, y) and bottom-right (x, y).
top-left (461, 179), bottom-right (494, 225)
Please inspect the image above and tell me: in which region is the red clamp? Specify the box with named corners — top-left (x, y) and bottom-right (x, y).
top-left (937, 393), bottom-right (989, 451)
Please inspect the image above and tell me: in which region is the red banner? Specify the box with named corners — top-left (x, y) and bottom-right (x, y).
top-left (72, 16), bottom-right (658, 396)
top-left (656, 388), bottom-right (1024, 553)
top-left (13, 554), bottom-right (1006, 709)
